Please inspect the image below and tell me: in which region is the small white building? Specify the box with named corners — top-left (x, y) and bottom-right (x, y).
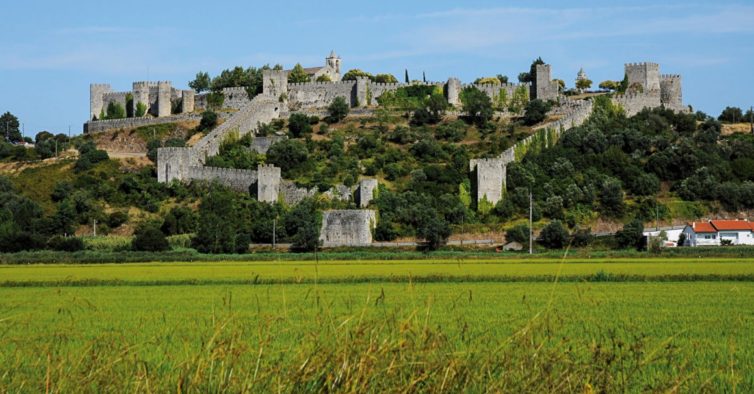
top-left (681, 220), bottom-right (754, 246)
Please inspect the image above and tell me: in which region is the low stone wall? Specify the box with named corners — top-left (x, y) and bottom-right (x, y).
top-left (612, 92), bottom-right (661, 116)
top-left (187, 166), bottom-right (258, 193)
top-left (84, 113), bottom-right (204, 134)
top-left (319, 209), bottom-right (376, 247)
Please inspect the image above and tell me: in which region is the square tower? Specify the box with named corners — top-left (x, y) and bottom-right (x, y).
top-left (625, 63), bottom-right (660, 93)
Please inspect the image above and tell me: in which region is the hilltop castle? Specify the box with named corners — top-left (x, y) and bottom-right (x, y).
top-left (84, 56), bottom-right (688, 245)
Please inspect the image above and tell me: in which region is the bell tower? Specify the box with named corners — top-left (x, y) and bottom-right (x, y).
top-left (326, 50), bottom-right (342, 77)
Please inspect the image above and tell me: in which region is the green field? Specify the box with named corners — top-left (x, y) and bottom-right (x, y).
top-left (1, 259), bottom-right (753, 392)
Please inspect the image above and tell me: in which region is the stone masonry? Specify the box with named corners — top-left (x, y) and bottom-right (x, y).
top-left (319, 209), bottom-right (376, 247)
top-left (358, 178), bottom-right (378, 208)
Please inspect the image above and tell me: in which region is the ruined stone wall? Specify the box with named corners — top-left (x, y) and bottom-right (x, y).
top-left (222, 87), bottom-right (252, 109)
top-left (446, 78), bottom-right (461, 106)
top-left (612, 91), bottom-right (661, 116)
top-left (358, 178), bottom-right (378, 207)
top-left (187, 165), bottom-right (258, 192)
top-left (287, 81), bottom-right (356, 110)
top-left (249, 135), bottom-right (287, 154)
top-left (262, 69), bottom-right (288, 99)
top-left (192, 94), bottom-right (282, 158)
top-left (469, 158), bottom-right (505, 206)
top-left (279, 180), bottom-right (317, 205)
top-left (101, 91), bottom-right (129, 115)
top-left (156, 147), bottom-right (201, 183)
top-left (319, 209), bottom-right (376, 247)
top-left (83, 112), bottom-right (211, 134)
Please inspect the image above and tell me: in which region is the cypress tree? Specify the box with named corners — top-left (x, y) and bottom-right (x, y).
top-left (423, 71), bottom-right (426, 82)
top-left (404, 69), bottom-right (409, 83)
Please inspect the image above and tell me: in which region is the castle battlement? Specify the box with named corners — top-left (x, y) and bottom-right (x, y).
top-left (288, 81), bottom-right (356, 87)
top-left (661, 74), bottom-right (681, 80)
top-left (90, 83), bottom-right (111, 89)
top-left (133, 81), bottom-right (159, 87)
top-left (625, 62), bottom-right (659, 68)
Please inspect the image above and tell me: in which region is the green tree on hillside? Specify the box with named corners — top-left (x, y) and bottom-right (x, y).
top-left (288, 63), bottom-right (311, 83)
top-left (460, 87), bottom-right (493, 126)
top-left (326, 97), bottom-right (349, 123)
top-left (0, 112), bottom-right (22, 143)
top-left (189, 71), bottom-right (211, 93)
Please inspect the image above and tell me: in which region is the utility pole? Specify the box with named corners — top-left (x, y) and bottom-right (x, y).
top-left (750, 106), bottom-right (753, 134)
top-left (93, 219), bottom-right (97, 237)
top-left (529, 189), bottom-right (533, 255)
top-left (655, 202), bottom-right (659, 231)
top-left (68, 125), bottom-right (71, 139)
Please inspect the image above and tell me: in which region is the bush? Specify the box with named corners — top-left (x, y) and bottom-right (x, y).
top-left (327, 97), bottom-right (349, 123)
top-left (132, 223), bottom-right (170, 252)
top-left (47, 236), bottom-right (85, 252)
top-left (107, 211), bottom-right (129, 228)
top-left (539, 220), bottom-right (569, 249)
top-left (288, 113), bottom-right (312, 137)
top-left (616, 219), bottom-right (644, 250)
top-left (718, 106), bottom-right (743, 123)
top-left (198, 111), bottom-right (218, 131)
top-left (161, 206), bottom-right (197, 236)
top-left (460, 87), bottom-right (493, 126)
top-left (505, 224), bottom-right (530, 245)
top-left (522, 99), bottom-right (551, 126)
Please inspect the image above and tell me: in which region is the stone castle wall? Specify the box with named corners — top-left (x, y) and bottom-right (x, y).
top-left (625, 62), bottom-right (660, 92)
top-left (319, 209), bottom-right (376, 247)
top-left (288, 81), bottom-right (356, 110)
top-left (257, 165), bottom-right (281, 203)
top-left (612, 91), bottom-right (662, 116)
top-left (84, 112), bottom-right (219, 134)
top-left (222, 87), bottom-right (252, 109)
top-left (660, 74), bottom-right (683, 111)
top-left (101, 91), bottom-right (129, 115)
top-left (188, 165), bottom-right (258, 192)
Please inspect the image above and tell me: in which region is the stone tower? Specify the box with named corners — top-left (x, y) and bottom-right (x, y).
top-left (326, 50), bottom-right (342, 80)
top-left (625, 62), bottom-right (660, 93)
top-left (132, 81), bottom-right (151, 117)
top-left (89, 83), bottom-right (112, 120)
top-left (157, 81), bottom-right (172, 117)
top-left (262, 69), bottom-right (289, 98)
top-left (181, 90), bottom-right (195, 113)
top-left (660, 74), bottom-right (683, 111)
top-left (446, 78), bottom-right (461, 107)
top-left (532, 64), bottom-right (558, 101)
top-left (257, 164), bottom-right (281, 203)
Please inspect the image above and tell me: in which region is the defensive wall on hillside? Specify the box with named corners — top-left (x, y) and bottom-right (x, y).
top-left (611, 63), bottom-right (685, 116)
top-left (470, 99), bottom-right (594, 208)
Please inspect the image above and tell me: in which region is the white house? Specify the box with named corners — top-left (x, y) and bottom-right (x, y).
top-left (681, 220), bottom-right (754, 246)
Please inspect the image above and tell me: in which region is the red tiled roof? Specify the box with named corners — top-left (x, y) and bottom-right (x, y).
top-left (689, 221), bottom-right (716, 233)
top-left (710, 220), bottom-right (753, 231)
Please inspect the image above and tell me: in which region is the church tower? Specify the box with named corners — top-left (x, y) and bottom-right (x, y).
top-left (326, 50), bottom-right (342, 80)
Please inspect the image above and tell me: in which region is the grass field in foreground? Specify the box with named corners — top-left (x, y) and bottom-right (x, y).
top-left (3, 257), bottom-right (754, 285)
top-left (0, 282), bottom-right (751, 391)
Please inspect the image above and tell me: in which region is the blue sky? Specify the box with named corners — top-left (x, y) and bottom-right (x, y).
top-left (1, 0), bottom-right (753, 136)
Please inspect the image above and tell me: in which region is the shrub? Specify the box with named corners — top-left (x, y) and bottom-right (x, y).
top-left (135, 101), bottom-right (148, 117)
top-left (718, 106), bottom-right (743, 123)
top-left (539, 220), bottom-right (569, 249)
top-left (523, 99), bottom-right (551, 126)
top-left (505, 224), bottom-right (530, 245)
top-left (198, 111), bottom-right (218, 131)
top-left (327, 97), bottom-right (349, 123)
top-left (132, 223), bottom-right (170, 252)
top-left (616, 219), bottom-right (645, 250)
top-left (288, 113), bottom-right (312, 137)
top-left (47, 236), bottom-right (85, 252)
top-left (107, 211), bottom-right (129, 228)
top-left (460, 87), bottom-right (493, 126)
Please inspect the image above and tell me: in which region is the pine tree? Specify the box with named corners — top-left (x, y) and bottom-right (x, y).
top-left (404, 69), bottom-right (409, 83)
top-left (423, 71), bottom-right (426, 83)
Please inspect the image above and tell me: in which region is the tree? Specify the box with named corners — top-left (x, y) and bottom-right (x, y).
top-left (460, 87), bottom-right (493, 126)
top-left (505, 224), bottom-right (530, 245)
top-left (496, 74), bottom-right (509, 84)
top-left (132, 223), bottom-right (170, 251)
top-left (508, 85), bottom-right (529, 113)
top-left (189, 71), bottom-right (211, 93)
top-left (284, 198), bottom-right (321, 252)
top-left (375, 74), bottom-right (398, 83)
top-left (415, 209), bottom-right (451, 251)
top-left (288, 63), bottom-right (310, 83)
top-left (266, 139), bottom-right (309, 177)
top-left (616, 219), bottom-right (644, 250)
top-left (598, 178), bottom-right (625, 217)
top-left (326, 97), bottom-right (349, 123)
top-left (523, 99), bottom-right (551, 126)
top-left (618, 74), bottom-right (629, 93)
top-left (718, 106), bottom-right (743, 123)
top-left (288, 113), bottom-right (312, 137)
top-left (539, 220), bottom-right (569, 249)
top-left (518, 72), bottom-right (532, 83)
top-left (599, 80), bottom-right (618, 91)
top-left (161, 206), bottom-right (197, 236)
top-left (342, 69), bottom-right (374, 81)
top-left (0, 112), bottom-right (22, 143)
top-left (315, 74), bottom-right (332, 82)
top-left (105, 101), bottom-right (126, 119)
top-left (553, 79), bottom-right (566, 92)
top-left (135, 102), bottom-right (148, 117)
top-left (576, 78), bottom-right (593, 91)
top-left (474, 77), bottom-right (501, 85)
top-left (193, 188), bottom-right (242, 253)
top-left (404, 69), bottom-right (409, 83)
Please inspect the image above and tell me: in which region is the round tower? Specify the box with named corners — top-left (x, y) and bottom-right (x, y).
top-left (132, 81), bottom-right (151, 117)
top-left (157, 81), bottom-right (172, 117)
